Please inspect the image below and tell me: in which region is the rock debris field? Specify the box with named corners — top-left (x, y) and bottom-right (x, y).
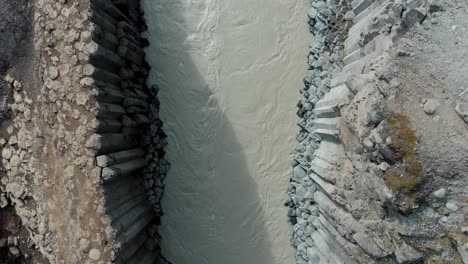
top-left (0, 0), bottom-right (466, 264)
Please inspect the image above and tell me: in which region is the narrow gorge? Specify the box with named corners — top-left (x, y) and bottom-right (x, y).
top-left (0, 0), bottom-right (466, 264)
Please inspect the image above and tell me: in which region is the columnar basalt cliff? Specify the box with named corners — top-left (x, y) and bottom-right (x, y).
top-left (288, 0), bottom-right (468, 263)
top-left (1, 0), bottom-right (171, 263)
top-left (87, 0), bottom-right (170, 262)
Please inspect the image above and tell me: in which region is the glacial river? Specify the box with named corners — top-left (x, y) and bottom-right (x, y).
top-left (142, 0), bottom-right (310, 263)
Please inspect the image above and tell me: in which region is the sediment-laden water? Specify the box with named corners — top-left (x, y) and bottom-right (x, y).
top-left (142, 0), bottom-right (310, 263)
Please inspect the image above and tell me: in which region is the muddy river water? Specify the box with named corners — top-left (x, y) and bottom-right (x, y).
top-left (142, 0), bottom-right (310, 263)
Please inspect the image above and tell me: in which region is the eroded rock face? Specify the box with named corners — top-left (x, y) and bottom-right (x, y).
top-left (289, 0), bottom-right (467, 263)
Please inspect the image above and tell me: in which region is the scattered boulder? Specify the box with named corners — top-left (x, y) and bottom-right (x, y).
top-left (49, 66), bottom-right (59, 80)
top-left (6, 182), bottom-right (25, 199)
top-left (423, 99), bottom-right (440, 115)
top-left (293, 166), bottom-right (306, 182)
top-left (455, 102), bottom-right (468, 123)
top-left (402, 8), bottom-right (426, 28)
top-left (0, 196), bottom-right (8, 208)
top-left (13, 80), bottom-right (22, 91)
top-left (2, 147), bottom-right (13, 160)
top-left (345, 11), bottom-right (355, 21)
top-left (368, 106), bottom-right (384, 125)
top-left (446, 202), bottom-right (459, 212)
top-left (433, 188), bottom-right (446, 199)
top-left (395, 244), bottom-right (423, 263)
top-left (398, 49), bottom-right (409, 57)
top-left (89, 248), bottom-right (101, 261)
top-left (10, 154), bottom-right (20, 167)
top-left (8, 246), bottom-right (20, 259)
top-left (79, 238), bottom-right (91, 253)
top-left (345, 75), bottom-right (367, 94)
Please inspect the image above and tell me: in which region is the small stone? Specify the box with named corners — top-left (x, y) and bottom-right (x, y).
top-left (377, 162), bottom-right (390, 172)
top-left (385, 137), bottom-right (393, 145)
top-left (423, 99), bottom-right (440, 115)
top-left (308, 8), bottom-right (318, 19)
top-left (293, 166), bottom-right (306, 181)
top-left (8, 246), bottom-right (20, 259)
top-left (8, 135), bottom-right (17, 145)
top-left (345, 11), bottom-right (355, 20)
top-left (368, 108), bottom-right (384, 124)
top-left (296, 186), bottom-right (307, 197)
top-left (13, 80), bottom-right (22, 91)
top-left (2, 148), bottom-right (13, 160)
top-left (446, 202), bottom-right (459, 212)
top-left (10, 155), bottom-right (20, 167)
top-left (60, 63), bottom-right (70, 75)
top-left (455, 102), bottom-right (468, 123)
top-left (462, 227), bottom-right (468, 234)
top-left (363, 138), bottom-right (374, 149)
top-left (433, 188), bottom-right (446, 199)
top-left (13, 92), bottom-right (22, 103)
top-left (24, 108), bottom-right (32, 121)
top-left (79, 238), bottom-right (91, 253)
top-left (395, 244), bottom-right (423, 263)
top-left (397, 49), bottom-right (408, 57)
top-left (80, 77), bottom-right (94, 87)
top-left (6, 182), bottom-right (24, 199)
top-left (0, 196), bottom-right (8, 208)
top-left (403, 8), bottom-right (426, 28)
top-left (49, 66), bottom-right (59, 80)
top-left (369, 130), bottom-right (383, 144)
top-left (89, 248), bottom-right (101, 261)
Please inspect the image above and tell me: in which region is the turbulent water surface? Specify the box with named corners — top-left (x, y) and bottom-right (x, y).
top-left (142, 0), bottom-right (310, 263)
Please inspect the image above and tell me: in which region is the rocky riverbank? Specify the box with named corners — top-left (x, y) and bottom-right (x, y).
top-left (288, 0), bottom-right (468, 263)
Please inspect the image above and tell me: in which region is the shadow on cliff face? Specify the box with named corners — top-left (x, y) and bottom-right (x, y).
top-left (142, 1), bottom-right (277, 263)
top-left (0, 0), bottom-right (33, 121)
top-left (0, 0), bottom-right (33, 75)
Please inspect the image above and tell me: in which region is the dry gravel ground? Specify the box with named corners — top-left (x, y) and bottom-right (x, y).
top-left (2, 0), bottom-right (110, 263)
top-left (379, 1), bottom-right (468, 258)
top-left (0, 0), bottom-right (46, 263)
top-left (387, 0), bottom-right (468, 197)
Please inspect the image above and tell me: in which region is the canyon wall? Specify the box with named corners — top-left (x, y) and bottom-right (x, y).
top-left (87, 0), bottom-right (170, 262)
top-left (288, 0), bottom-right (468, 263)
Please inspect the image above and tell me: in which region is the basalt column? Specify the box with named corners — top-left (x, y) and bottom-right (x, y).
top-left (87, 0), bottom-right (170, 262)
